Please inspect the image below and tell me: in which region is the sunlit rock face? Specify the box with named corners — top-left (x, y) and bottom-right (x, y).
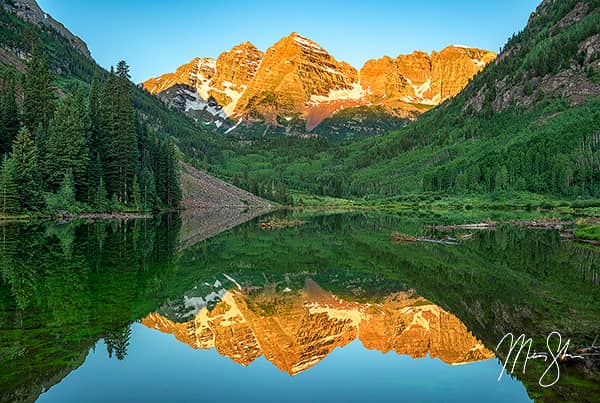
top-left (234, 32), bottom-right (362, 127)
top-left (360, 46), bottom-right (497, 113)
top-left (141, 280), bottom-right (494, 375)
top-left (141, 42), bottom-right (264, 129)
top-left (141, 35), bottom-right (495, 133)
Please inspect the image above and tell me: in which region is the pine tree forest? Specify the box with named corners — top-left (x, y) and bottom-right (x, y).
top-left (0, 55), bottom-right (180, 215)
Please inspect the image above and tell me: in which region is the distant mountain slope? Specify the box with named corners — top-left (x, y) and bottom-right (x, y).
top-left (142, 33), bottom-right (495, 138)
top-left (461, 0), bottom-right (600, 113)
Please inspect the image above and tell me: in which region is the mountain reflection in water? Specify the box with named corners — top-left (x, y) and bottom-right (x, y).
top-left (142, 279), bottom-right (494, 375)
top-left (0, 209), bottom-right (598, 403)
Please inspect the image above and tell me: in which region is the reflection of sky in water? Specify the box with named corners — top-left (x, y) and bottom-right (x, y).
top-left (38, 323), bottom-right (532, 403)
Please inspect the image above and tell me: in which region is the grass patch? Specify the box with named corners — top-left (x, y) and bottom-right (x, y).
top-left (574, 225), bottom-right (600, 241)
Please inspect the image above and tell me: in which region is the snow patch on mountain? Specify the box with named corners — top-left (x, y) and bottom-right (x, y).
top-left (309, 83), bottom-right (367, 104)
top-left (470, 58), bottom-right (486, 68)
top-left (221, 82), bottom-right (246, 116)
top-left (184, 89), bottom-right (227, 119)
top-left (293, 33), bottom-right (327, 54)
top-left (408, 78), bottom-right (431, 98)
top-left (190, 58), bottom-right (216, 99)
top-left (401, 77), bottom-right (439, 104)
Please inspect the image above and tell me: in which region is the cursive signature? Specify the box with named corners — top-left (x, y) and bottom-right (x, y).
top-left (496, 331), bottom-right (584, 387)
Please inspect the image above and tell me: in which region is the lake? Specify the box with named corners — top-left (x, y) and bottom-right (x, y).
top-left (0, 209), bottom-right (599, 402)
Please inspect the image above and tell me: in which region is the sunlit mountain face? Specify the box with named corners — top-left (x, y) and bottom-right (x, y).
top-left (141, 33), bottom-right (496, 136)
top-left (142, 279), bottom-right (493, 375)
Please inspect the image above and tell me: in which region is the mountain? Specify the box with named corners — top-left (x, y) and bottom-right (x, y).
top-left (211, 0), bottom-right (600, 200)
top-left (361, 46), bottom-right (496, 111)
top-left (142, 33), bottom-right (495, 138)
top-left (1, 0), bottom-right (91, 59)
top-left (141, 280), bottom-right (493, 375)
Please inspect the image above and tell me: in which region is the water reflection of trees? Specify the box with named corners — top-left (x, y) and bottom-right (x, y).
top-left (105, 325), bottom-right (132, 361)
top-left (0, 215), bottom-right (181, 403)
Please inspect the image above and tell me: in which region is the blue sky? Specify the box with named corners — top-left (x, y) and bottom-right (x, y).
top-left (38, 0), bottom-right (541, 83)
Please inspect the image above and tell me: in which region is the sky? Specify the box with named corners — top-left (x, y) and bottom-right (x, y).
top-left (37, 0), bottom-right (542, 83)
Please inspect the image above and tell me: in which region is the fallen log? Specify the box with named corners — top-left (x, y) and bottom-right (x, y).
top-left (419, 238), bottom-right (460, 246)
top-left (390, 232), bottom-right (417, 243)
top-left (424, 222), bottom-right (496, 230)
top-left (260, 218), bottom-right (305, 229)
top-left (391, 232), bottom-right (459, 245)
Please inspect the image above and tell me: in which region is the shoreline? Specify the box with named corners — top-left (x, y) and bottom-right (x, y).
top-left (0, 211), bottom-right (155, 223)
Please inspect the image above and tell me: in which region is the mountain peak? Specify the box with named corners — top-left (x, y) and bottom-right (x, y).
top-left (231, 40), bottom-right (259, 51)
top-left (235, 30), bottom-right (359, 125)
top-left (143, 36), bottom-right (496, 134)
top-left (289, 32), bottom-right (327, 52)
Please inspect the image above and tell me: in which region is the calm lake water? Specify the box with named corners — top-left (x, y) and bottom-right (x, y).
top-left (0, 210), bottom-right (598, 402)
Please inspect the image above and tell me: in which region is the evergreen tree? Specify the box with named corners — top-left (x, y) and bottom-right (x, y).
top-left (132, 175), bottom-right (142, 211)
top-left (97, 68), bottom-right (116, 173)
top-left (136, 120), bottom-right (149, 167)
top-left (151, 138), bottom-right (166, 205)
top-left (11, 128), bottom-right (41, 210)
top-left (87, 153), bottom-right (103, 205)
top-left (45, 170), bottom-right (77, 212)
top-left (0, 71), bottom-right (20, 154)
top-left (86, 78), bottom-right (102, 204)
top-left (115, 61), bottom-right (131, 80)
top-left (164, 138), bottom-right (181, 208)
top-left (33, 123), bottom-right (46, 174)
top-left (46, 94), bottom-right (90, 197)
top-left (0, 158), bottom-right (19, 215)
top-left (98, 63), bottom-right (138, 203)
top-left (139, 166), bottom-right (157, 209)
top-left (74, 88), bottom-right (92, 198)
top-left (105, 325), bottom-right (131, 360)
top-left (88, 78), bottom-right (101, 151)
top-left (96, 176), bottom-right (108, 212)
top-left (22, 50), bottom-right (56, 135)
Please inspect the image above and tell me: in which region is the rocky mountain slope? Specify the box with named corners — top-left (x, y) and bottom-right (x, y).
top-left (142, 280), bottom-right (493, 374)
top-left (1, 0), bottom-right (91, 59)
top-left (142, 33), bottom-right (495, 137)
top-left (180, 162), bottom-right (270, 208)
top-left (461, 0), bottom-right (600, 114)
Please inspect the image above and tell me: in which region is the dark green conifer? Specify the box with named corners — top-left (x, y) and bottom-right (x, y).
top-left (46, 95), bottom-right (90, 197)
top-left (11, 128), bottom-right (41, 210)
top-left (0, 157), bottom-right (19, 215)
